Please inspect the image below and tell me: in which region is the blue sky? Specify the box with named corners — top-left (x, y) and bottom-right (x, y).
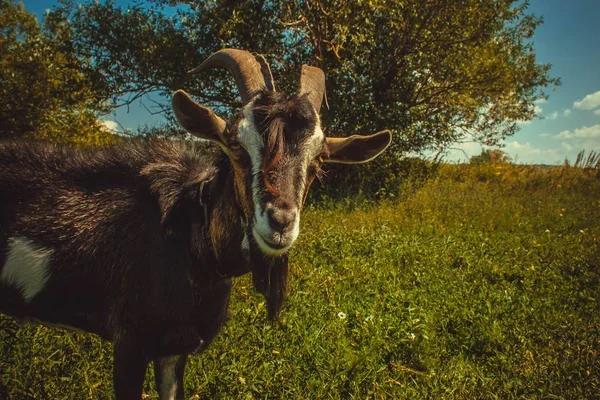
top-left (23, 0), bottom-right (600, 164)
top-left (448, 0), bottom-right (600, 164)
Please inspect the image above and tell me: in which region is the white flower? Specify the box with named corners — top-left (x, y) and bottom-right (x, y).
top-left (337, 312), bottom-right (347, 320)
top-left (365, 314), bottom-right (374, 322)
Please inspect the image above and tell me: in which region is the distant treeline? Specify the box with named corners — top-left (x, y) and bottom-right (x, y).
top-left (309, 150), bottom-right (600, 205)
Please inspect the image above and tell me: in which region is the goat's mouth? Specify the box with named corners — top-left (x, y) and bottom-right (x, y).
top-left (252, 228), bottom-right (294, 256)
top-left (251, 210), bottom-right (300, 256)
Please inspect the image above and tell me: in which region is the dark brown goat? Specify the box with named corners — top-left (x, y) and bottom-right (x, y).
top-left (0, 49), bottom-right (391, 399)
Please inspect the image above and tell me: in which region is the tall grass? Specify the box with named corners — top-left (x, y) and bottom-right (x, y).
top-left (573, 150), bottom-right (600, 170)
top-left (1, 162), bottom-right (599, 399)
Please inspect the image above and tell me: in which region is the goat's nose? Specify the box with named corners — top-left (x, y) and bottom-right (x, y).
top-left (267, 208), bottom-right (295, 233)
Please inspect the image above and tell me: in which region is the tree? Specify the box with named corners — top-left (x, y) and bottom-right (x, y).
top-left (0, 0), bottom-right (114, 145)
top-left (470, 149), bottom-right (512, 164)
top-left (51, 0), bottom-right (558, 153)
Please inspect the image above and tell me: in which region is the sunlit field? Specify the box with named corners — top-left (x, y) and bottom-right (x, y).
top-left (1, 162), bottom-right (599, 399)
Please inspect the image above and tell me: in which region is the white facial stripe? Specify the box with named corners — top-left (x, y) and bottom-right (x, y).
top-left (238, 103), bottom-right (264, 212)
top-left (298, 124), bottom-right (326, 194)
top-left (1, 236), bottom-right (52, 302)
top-left (307, 125), bottom-right (325, 159)
top-left (238, 104), bottom-right (264, 175)
top-left (238, 104), bottom-right (274, 254)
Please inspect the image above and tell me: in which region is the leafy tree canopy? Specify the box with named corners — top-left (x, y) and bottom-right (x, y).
top-left (470, 148), bottom-right (513, 164)
top-left (0, 0), bottom-right (114, 145)
top-left (50, 0), bottom-right (559, 153)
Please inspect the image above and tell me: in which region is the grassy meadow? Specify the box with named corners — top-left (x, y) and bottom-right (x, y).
top-left (1, 162), bottom-right (599, 399)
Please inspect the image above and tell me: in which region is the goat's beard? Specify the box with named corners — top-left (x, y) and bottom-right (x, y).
top-left (248, 240), bottom-right (289, 320)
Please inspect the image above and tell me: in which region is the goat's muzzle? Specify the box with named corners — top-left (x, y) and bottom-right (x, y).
top-left (252, 203), bottom-right (299, 256)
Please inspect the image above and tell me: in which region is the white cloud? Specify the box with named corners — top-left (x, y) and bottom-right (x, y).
top-left (539, 133), bottom-right (551, 137)
top-left (547, 111), bottom-right (559, 120)
top-left (555, 130), bottom-right (570, 139)
top-left (574, 90), bottom-right (600, 110)
top-left (443, 141), bottom-right (485, 162)
top-left (534, 98), bottom-right (547, 105)
top-left (534, 105), bottom-right (543, 115)
top-left (563, 109), bottom-right (572, 117)
top-left (555, 124), bottom-right (600, 140)
top-left (100, 119), bottom-right (119, 132)
top-left (505, 140), bottom-right (540, 154)
top-left (503, 140), bottom-right (569, 164)
top-left (561, 142), bottom-right (573, 152)
top-left (594, 109), bottom-right (600, 116)
top-left (551, 125), bottom-right (600, 162)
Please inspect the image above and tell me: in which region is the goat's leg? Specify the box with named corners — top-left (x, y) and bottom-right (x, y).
top-left (154, 354), bottom-right (187, 400)
top-left (112, 341), bottom-right (148, 400)
top-left (193, 279), bottom-right (232, 351)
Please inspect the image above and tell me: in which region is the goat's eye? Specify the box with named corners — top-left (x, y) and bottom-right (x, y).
top-left (317, 152), bottom-right (327, 163)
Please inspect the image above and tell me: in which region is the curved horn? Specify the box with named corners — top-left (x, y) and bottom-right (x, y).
top-left (253, 53), bottom-right (276, 92)
top-left (298, 65), bottom-right (327, 113)
top-left (188, 49), bottom-right (270, 103)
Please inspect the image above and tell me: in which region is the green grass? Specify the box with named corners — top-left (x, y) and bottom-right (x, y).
top-left (1, 164), bottom-right (599, 399)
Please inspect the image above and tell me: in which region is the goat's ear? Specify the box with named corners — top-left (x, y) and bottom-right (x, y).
top-left (325, 130), bottom-right (392, 164)
top-left (172, 90), bottom-right (227, 144)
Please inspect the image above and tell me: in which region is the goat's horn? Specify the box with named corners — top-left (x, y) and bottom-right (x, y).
top-left (253, 53), bottom-right (276, 92)
top-left (298, 65), bottom-right (327, 113)
top-left (188, 49), bottom-right (272, 104)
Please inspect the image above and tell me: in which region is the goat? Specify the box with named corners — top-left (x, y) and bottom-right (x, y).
top-left (0, 49), bottom-right (391, 399)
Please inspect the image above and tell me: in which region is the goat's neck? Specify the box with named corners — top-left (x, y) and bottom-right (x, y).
top-left (204, 155), bottom-right (249, 277)
top-left (202, 153), bottom-right (289, 318)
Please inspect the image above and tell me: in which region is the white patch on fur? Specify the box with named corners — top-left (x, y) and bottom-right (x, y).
top-left (157, 355), bottom-right (180, 400)
top-left (1, 237), bottom-right (52, 302)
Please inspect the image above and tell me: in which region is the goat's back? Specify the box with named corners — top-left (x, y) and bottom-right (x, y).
top-left (0, 139), bottom-right (218, 336)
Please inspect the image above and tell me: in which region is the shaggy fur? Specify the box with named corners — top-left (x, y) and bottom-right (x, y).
top-left (0, 138), bottom-right (251, 398)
